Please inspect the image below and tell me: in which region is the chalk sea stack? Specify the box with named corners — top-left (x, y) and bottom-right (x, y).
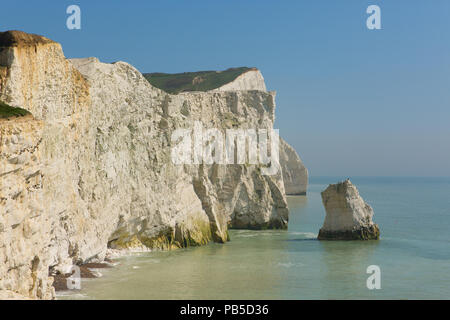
top-left (318, 179), bottom-right (380, 240)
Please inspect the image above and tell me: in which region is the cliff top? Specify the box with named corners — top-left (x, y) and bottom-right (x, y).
top-left (0, 101), bottom-right (31, 119)
top-left (0, 30), bottom-right (55, 47)
top-left (143, 67), bottom-right (258, 94)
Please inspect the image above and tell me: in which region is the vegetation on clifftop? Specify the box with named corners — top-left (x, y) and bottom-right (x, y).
top-left (0, 101), bottom-right (31, 119)
top-left (143, 67), bottom-right (255, 94)
top-left (0, 30), bottom-right (54, 47)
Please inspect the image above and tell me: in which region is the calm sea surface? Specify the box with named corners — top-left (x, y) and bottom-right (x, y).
top-left (59, 177), bottom-right (450, 299)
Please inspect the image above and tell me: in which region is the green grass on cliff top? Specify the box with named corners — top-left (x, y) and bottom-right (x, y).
top-left (0, 101), bottom-right (31, 119)
top-left (143, 67), bottom-right (255, 94)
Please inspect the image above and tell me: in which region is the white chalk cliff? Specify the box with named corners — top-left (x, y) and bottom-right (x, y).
top-left (0, 31), bottom-right (307, 299)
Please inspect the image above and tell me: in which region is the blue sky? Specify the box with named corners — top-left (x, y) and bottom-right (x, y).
top-left (1, 0), bottom-right (449, 176)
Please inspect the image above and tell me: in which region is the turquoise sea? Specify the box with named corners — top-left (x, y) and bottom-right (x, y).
top-left (59, 177), bottom-right (450, 300)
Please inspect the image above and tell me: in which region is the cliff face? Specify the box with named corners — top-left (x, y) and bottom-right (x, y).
top-left (0, 117), bottom-right (54, 299)
top-left (0, 31), bottom-right (306, 299)
top-left (1, 30), bottom-right (92, 299)
top-left (279, 139), bottom-right (308, 195)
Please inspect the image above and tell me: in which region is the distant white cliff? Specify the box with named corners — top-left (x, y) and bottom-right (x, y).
top-left (214, 69), bottom-right (267, 92)
top-left (280, 139), bottom-right (308, 195)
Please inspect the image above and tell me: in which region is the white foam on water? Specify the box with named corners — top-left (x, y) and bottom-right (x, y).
top-left (234, 233), bottom-right (259, 238)
top-left (56, 291), bottom-right (90, 300)
top-left (88, 269), bottom-right (103, 277)
top-left (289, 231), bottom-right (317, 239)
top-left (277, 262), bottom-right (305, 268)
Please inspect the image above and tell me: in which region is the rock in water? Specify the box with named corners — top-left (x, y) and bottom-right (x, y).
top-left (318, 179), bottom-right (380, 240)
